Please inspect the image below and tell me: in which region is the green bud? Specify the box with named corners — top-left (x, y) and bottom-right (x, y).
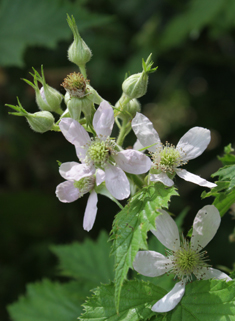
top-left (122, 54), bottom-right (158, 99)
top-left (6, 99), bottom-right (55, 133)
top-left (23, 66), bottom-right (63, 114)
top-left (67, 15), bottom-right (92, 69)
top-left (115, 93), bottom-right (141, 120)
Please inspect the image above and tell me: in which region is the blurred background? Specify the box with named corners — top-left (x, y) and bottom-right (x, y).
top-left (1, 0), bottom-right (235, 320)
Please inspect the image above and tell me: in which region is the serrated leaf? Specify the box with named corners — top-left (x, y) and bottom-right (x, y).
top-left (168, 279), bottom-right (235, 321)
top-left (50, 230), bottom-right (114, 286)
top-left (110, 183), bottom-right (178, 312)
top-left (0, 0), bottom-right (112, 67)
top-left (8, 279), bottom-right (88, 321)
top-left (79, 280), bottom-right (167, 321)
top-left (212, 164), bottom-right (235, 190)
top-left (218, 144), bottom-right (235, 165)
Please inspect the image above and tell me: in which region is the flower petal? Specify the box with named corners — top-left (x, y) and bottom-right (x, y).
top-left (114, 150), bottom-right (151, 174)
top-left (56, 181), bottom-right (80, 203)
top-left (131, 112), bottom-right (161, 152)
top-left (150, 173), bottom-right (174, 187)
top-left (133, 251), bottom-right (173, 277)
top-left (96, 169), bottom-right (105, 186)
top-left (75, 145), bottom-right (89, 163)
top-left (151, 282), bottom-right (185, 313)
top-left (176, 126), bottom-right (211, 162)
top-left (105, 164), bottom-right (130, 200)
top-left (59, 162), bottom-right (93, 181)
top-left (151, 209), bottom-right (180, 251)
top-left (133, 139), bottom-right (145, 151)
top-left (59, 118), bottom-right (91, 146)
top-left (93, 100), bottom-right (114, 139)
top-left (83, 190), bottom-right (98, 232)
top-left (191, 205), bottom-right (221, 251)
top-left (194, 267), bottom-right (232, 282)
top-left (175, 169), bottom-right (216, 188)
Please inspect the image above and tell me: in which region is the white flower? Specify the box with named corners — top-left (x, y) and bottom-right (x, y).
top-left (56, 162), bottom-right (105, 231)
top-left (59, 101), bottom-right (152, 200)
top-left (132, 112), bottom-right (216, 188)
top-left (133, 205), bottom-right (232, 312)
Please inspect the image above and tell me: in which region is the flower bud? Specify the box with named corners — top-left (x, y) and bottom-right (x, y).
top-left (23, 66), bottom-right (63, 114)
top-left (67, 97), bottom-right (82, 122)
top-left (122, 54), bottom-right (158, 99)
top-left (67, 15), bottom-right (92, 68)
top-left (115, 93), bottom-right (141, 120)
top-left (6, 99), bottom-right (55, 133)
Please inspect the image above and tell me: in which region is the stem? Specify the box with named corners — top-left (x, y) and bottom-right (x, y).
top-left (51, 124), bottom-right (60, 131)
top-left (116, 119), bottom-right (129, 146)
top-left (79, 65), bottom-right (87, 79)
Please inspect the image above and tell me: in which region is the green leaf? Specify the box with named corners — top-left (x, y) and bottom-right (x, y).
top-left (110, 182), bottom-right (178, 312)
top-left (212, 165), bottom-right (235, 190)
top-left (218, 144), bottom-right (235, 165)
top-left (8, 279), bottom-right (88, 321)
top-left (50, 230), bottom-right (114, 286)
top-left (168, 279), bottom-right (235, 321)
top-left (0, 0), bottom-right (112, 67)
top-left (79, 280), bottom-right (167, 321)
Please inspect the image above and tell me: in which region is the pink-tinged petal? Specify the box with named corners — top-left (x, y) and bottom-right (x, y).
top-left (191, 205), bottom-right (221, 251)
top-left (194, 267), bottom-right (232, 282)
top-left (175, 169), bottom-right (216, 188)
top-left (75, 145), bottom-right (89, 163)
top-left (131, 112), bottom-right (161, 152)
top-left (151, 209), bottom-right (180, 251)
top-left (150, 173), bottom-right (174, 187)
top-left (59, 118), bottom-right (91, 146)
top-left (93, 100), bottom-right (114, 139)
top-left (133, 251), bottom-right (173, 277)
top-left (96, 169), bottom-right (105, 186)
top-left (176, 127), bottom-right (211, 162)
top-left (83, 190), bottom-right (98, 232)
top-left (133, 139), bottom-right (145, 151)
top-left (151, 282), bottom-right (185, 313)
top-left (114, 150), bottom-right (151, 174)
top-left (56, 181), bottom-right (80, 203)
top-left (105, 164), bottom-right (130, 200)
top-left (59, 162), bottom-right (93, 181)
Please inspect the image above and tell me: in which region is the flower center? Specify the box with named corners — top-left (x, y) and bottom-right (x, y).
top-left (85, 138), bottom-right (116, 169)
top-left (167, 238), bottom-right (209, 282)
top-left (151, 143), bottom-right (186, 173)
top-left (61, 72), bottom-right (90, 98)
top-left (73, 176), bottom-right (95, 196)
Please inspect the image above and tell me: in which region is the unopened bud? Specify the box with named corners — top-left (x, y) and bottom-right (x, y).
top-left (122, 54), bottom-right (158, 99)
top-left (6, 99), bottom-right (55, 133)
top-left (23, 66), bottom-right (63, 114)
top-left (115, 93), bottom-right (141, 120)
top-left (67, 15), bottom-right (92, 68)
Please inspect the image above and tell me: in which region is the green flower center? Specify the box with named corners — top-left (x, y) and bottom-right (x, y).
top-left (167, 238), bottom-right (209, 282)
top-left (151, 143), bottom-right (186, 173)
top-left (73, 176), bottom-right (95, 196)
top-left (86, 138), bottom-right (115, 168)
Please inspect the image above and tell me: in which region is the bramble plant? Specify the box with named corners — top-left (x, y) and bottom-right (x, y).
top-left (6, 14), bottom-right (235, 321)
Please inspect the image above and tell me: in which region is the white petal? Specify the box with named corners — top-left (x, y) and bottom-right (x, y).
top-left (175, 169), bottom-right (216, 188)
top-left (83, 190), bottom-right (98, 232)
top-left (75, 145), bottom-right (89, 163)
top-left (114, 150), bottom-right (151, 174)
top-left (151, 209), bottom-right (180, 251)
top-left (59, 162), bottom-right (93, 181)
top-left (151, 282), bottom-right (185, 313)
top-left (93, 100), bottom-right (114, 139)
top-left (150, 173), bottom-right (174, 187)
top-left (96, 169), bottom-right (105, 186)
top-left (194, 267), bottom-right (232, 282)
top-left (133, 139), bottom-right (145, 151)
top-left (191, 205), bottom-right (221, 251)
top-left (131, 112), bottom-right (161, 152)
top-left (55, 181), bottom-right (80, 203)
top-left (133, 251), bottom-right (173, 277)
top-left (59, 118), bottom-right (91, 146)
top-left (176, 127), bottom-right (211, 162)
top-left (105, 164), bottom-right (130, 200)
